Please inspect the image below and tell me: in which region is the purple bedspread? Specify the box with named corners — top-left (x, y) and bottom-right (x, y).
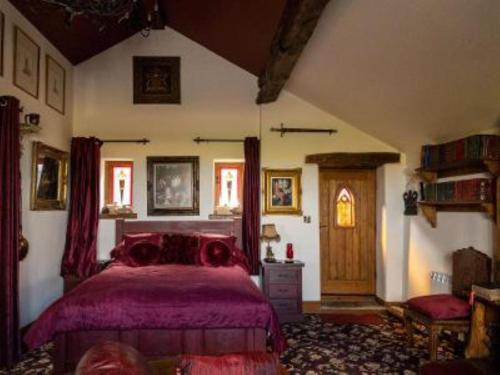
top-left (25, 264), bottom-right (285, 352)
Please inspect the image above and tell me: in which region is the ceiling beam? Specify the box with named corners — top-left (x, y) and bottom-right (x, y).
top-left (305, 152), bottom-right (401, 169)
top-left (256, 0), bottom-right (330, 104)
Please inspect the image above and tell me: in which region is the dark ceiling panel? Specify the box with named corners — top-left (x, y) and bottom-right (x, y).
top-left (8, 0), bottom-right (286, 75)
top-left (161, 0), bottom-right (287, 76)
top-left (8, 0), bottom-right (140, 65)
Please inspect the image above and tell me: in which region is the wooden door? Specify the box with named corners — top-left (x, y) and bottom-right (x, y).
top-left (320, 169), bottom-right (376, 295)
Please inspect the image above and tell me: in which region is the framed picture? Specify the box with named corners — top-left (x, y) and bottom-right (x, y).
top-left (147, 156), bottom-right (199, 215)
top-left (45, 54), bottom-right (66, 114)
top-left (31, 142), bottom-right (69, 210)
top-left (13, 26), bottom-right (40, 98)
top-left (0, 12), bottom-right (4, 76)
top-left (133, 56), bottom-right (181, 104)
top-left (263, 168), bottom-right (302, 215)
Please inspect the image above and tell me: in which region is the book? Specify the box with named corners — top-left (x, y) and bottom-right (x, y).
top-left (421, 134), bottom-right (500, 168)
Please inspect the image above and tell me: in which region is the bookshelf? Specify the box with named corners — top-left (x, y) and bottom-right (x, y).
top-left (416, 161), bottom-right (498, 228)
top-left (416, 134), bottom-right (499, 282)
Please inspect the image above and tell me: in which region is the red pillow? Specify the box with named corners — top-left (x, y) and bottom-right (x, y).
top-left (199, 240), bottom-right (233, 267)
top-left (407, 294), bottom-right (471, 320)
top-left (231, 247), bottom-right (251, 273)
top-left (128, 241), bottom-right (161, 266)
top-left (110, 240), bottom-right (126, 260)
top-left (163, 233), bottom-right (200, 265)
top-left (124, 233), bottom-right (163, 251)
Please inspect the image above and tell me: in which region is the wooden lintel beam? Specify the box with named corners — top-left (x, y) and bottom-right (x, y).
top-left (305, 152), bottom-right (401, 169)
top-left (256, 0), bottom-right (331, 104)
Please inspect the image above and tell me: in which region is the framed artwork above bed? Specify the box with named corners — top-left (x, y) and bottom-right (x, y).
top-left (147, 156), bottom-right (199, 216)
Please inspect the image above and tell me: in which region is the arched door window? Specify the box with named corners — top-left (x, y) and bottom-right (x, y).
top-left (336, 187), bottom-right (355, 228)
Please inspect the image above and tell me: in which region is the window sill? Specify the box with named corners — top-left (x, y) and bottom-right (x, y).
top-left (100, 213), bottom-right (138, 220)
top-left (209, 213), bottom-right (242, 220)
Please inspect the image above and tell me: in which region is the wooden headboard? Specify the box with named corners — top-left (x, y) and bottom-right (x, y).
top-left (115, 218), bottom-right (243, 248)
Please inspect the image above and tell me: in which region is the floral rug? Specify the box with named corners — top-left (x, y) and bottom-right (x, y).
top-left (280, 314), bottom-right (461, 374)
top-left (1, 314), bottom-right (462, 374)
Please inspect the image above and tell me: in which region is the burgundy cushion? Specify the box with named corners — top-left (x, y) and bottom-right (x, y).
top-left (231, 247), bottom-right (251, 274)
top-left (198, 234), bottom-right (236, 267)
top-left (75, 341), bottom-right (150, 375)
top-left (128, 241), bottom-right (162, 266)
top-left (199, 240), bottom-right (233, 267)
top-left (109, 240), bottom-right (126, 260)
top-left (163, 233), bottom-right (200, 265)
top-left (407, 294), bottom-right (470, 320)
top-left (124, 232), bottom-right (163, 251)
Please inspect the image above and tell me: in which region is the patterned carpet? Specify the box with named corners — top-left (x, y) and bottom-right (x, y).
top-left (0, 314), bottom-right (461, 374)
top-left (280, 314), bottom-right (461, 374)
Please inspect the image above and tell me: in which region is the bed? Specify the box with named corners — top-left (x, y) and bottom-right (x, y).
top-left (25, 219), bottom-right (284, 374)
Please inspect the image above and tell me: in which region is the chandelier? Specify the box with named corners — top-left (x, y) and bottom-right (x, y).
top-left (40, 0), bottom-right (165, 35)
top-left (41, 0), bottom-right (136, 18)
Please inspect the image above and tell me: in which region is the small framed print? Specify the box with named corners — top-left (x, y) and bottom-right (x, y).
top-left (0, 12), bottom-right (4, 76)
top-left (147, 156), bottom-right (199, 216)
top-left (13, 26), bottom-right (40, 98)
top-left (133, 56), bottom-right (181, 104)
top-left (263, 168), bottom-right (303, 215)
top-left (45, 55), bottom-right (66, 114)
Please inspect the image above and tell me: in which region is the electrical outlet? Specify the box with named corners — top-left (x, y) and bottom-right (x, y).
top-left (430, 271), bottom-right (451, 284)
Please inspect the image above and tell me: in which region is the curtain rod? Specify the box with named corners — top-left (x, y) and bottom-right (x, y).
top-left (101, 138), bottom-right (150, 145)
top-left (0, 96), bottom-right (24, 112)
top-left (270, 123), bottom-right (337, 137)
top-left (193, 137), bottom-right (244, 144)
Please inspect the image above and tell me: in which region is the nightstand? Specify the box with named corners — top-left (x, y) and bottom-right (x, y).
top-left (261, 260), bottom-right (304, 323)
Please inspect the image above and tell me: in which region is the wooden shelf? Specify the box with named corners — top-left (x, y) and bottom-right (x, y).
top-left (100, 212), bottom-right (138, 220)
top-left (20, 123), bottom-right (41, 136)
top-left (417, 159), bottom-right (499, 183)
top-left (418, 201), bottom-right (495, 228)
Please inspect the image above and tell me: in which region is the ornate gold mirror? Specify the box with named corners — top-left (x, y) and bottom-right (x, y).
top-left (31, 141), bottom-right (68, 210)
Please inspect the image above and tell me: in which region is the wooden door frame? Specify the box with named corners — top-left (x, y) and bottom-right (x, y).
top-left (307, 152), bottom-right (400, 298)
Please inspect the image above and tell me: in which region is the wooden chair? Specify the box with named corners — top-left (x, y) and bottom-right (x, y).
top-left (404, 247), bottom-right (491, 361)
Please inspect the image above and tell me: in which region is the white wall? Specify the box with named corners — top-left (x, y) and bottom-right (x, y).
top-left (0, 0), bottom-right (73, 326)
top-left (73, 26), bottom-right (402, 302)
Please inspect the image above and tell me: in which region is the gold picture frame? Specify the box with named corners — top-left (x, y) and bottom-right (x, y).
top-left (31, 142), bottom-right (69, 210)
top-left (263, 168), bottom-right (302, 215)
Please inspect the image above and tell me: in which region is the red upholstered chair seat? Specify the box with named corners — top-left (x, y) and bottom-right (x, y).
top-left (407, 294), bottom-right (470, 320)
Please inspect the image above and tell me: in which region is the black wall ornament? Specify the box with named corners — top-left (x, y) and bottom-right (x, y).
top-left (403, 190), bottom-right (418, 216)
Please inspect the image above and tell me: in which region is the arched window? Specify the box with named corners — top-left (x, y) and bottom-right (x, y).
top-left (336, 187), bottom-right (355, 228)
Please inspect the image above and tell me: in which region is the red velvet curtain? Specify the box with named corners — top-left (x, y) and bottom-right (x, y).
top-left (0, 96), bottom-right (21, 368)
top-left (242, 137), bottom-right (260, 275)
top-left (61, 137), bottom-right (101, 278)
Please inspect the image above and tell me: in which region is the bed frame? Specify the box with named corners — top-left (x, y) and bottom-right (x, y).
top-left (54, 218), bottom-right (267, 374)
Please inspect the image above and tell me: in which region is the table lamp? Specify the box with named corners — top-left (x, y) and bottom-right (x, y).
top-left (261, 224), bottom-right (280, 263)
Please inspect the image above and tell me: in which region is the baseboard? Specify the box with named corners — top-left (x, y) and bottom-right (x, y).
top-left (374, 295), bottom-right (405, 307)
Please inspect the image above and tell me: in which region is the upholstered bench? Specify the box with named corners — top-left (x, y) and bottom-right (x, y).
top-left (404, 294), bottom-right (470, 361)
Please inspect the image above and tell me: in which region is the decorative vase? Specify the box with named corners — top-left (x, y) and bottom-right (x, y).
top-left (286, 243), bottom-right (294, 262)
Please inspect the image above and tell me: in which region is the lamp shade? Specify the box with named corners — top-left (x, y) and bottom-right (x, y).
top-left (261, 224), bottom-right (280, 241)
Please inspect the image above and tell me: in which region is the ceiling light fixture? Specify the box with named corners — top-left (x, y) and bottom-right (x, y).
top-left (40, 0), bottom-right (165, 35)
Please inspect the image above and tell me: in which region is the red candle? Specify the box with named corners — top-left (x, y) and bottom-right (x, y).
top-left (286, 243), bottom-right (294, 261)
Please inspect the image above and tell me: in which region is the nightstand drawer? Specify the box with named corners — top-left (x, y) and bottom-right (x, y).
top-left (269, 284), bottom-right (298, 298)
top-left (269, 269), bottom-right (298, 284)
top-left (270, 299), bottom-right (299, 314)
